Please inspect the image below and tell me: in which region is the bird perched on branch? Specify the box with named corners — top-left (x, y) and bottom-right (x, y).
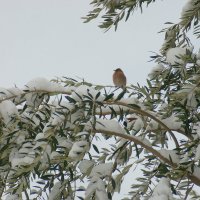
top-left (113, 68), bottom-right (127, 89)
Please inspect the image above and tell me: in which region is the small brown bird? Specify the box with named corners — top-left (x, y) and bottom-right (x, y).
top-left (113, 68), bottom-right (127, 89)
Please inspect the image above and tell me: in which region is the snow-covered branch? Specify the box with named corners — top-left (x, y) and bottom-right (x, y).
top-left (85, 118), bottom-right (200, 186)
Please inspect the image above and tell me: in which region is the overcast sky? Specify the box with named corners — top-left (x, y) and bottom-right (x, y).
top-left (0, 0), bottom-right (186, 89)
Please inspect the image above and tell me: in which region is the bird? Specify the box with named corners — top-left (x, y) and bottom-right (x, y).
top-left (113, 68), bottom-right (127, 89)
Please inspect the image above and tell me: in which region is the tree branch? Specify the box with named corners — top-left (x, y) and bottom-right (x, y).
top-left (0, 89), bottom-right (71, 104)
top-left (104, 101), bottom-right (186, 147)
top-left (92, 128), bottom-right (200, 186)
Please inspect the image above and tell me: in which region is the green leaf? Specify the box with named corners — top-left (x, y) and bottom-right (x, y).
top-left (109, 106), bottom-right (117, 118)
top-left (128, 103), bottom-right (141, 109)
top-left (92, 144), bottom-right (99, 154)
top-left (115, 90), bottom-right (126, 101)
top-left (104, 93), bottom-right (114, 101)
top-left (95, 91), bottom-right (101, 100)
top-left (65, 95), bottom-right (76, 103)
top-left (111, 178), bottom-right (116, 190)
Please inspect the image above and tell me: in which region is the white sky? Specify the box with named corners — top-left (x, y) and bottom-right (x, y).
top-left (0, 0), bottom-right (186, 88)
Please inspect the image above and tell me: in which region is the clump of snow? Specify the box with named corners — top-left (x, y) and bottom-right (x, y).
top-left (19, 142), bottom-right (33, 153)
top-left (76, 131), bottom-right (89, 137)
top-left (180, 153), bottom-right (189, 163)
top-left (146, 119), bottom-right (158, 131)
top-left (146, 114), bottom-right (183, 131)
top-left (162, 115), bottom-right (183, 130)
top-left (49, 182), bottom-right (61, 200)
top-left (16, 131), bottom-right (27, 145)
top-left (22, 108), bottom-right (34, 121)
top-left (76, 131), bottom-right (90, 140)
top-left (119, 97), bottom-right (141, 106)
top-left (25, 77), bottom-right (67, 93)
top-left (0, 100), bottom-right (19, 124)
top-left (197, 60), bottom-right (200, 66)
top-left (9, 142), bottom-right (35, 168)
top-left (149, 177), bottom-right (173, 200)
top-left (181, 0), bottom-right (196, 20)
top-left (186, 91), bottom-right (197, 109)
top-left (113, 138), bottom-right (130, 164)
top-left (175, 84), bottom-right (195, 105)
top-left (43, 104), bottom-right (84, 133)
top-left (33, 139), bottom-right (47, 150)
top-left (24, 78), bottom-right (69, 107)
top-left (71, 85), bottom-right (104, 102)
top-left (166, 47), bottom-right (193, 66)
top-left (0, 87), bottom-right (22, 97)
top-left (85, 118), bottom-right (126, 135)
top-left (137, 135), bottom-right (152, 147)
top-left (89, 162), bottom-right (113, 178)
top-left (5, 194), bottom-right (19, 200)
top-left (85, 176), bottom-right (109, 200)
top-left (96, 104), bottom-right (130, 114)
top-left (196, 50), bottom-right (200, 66)
top-left (64, 109), bottom-right (84, 130)
top-left (159, 149), bottom-right (180, 164)
top-left (176, 83), bottom-right (194, 94)
top-left (79, 159), bottom-right (95, 174)
top-left (192, 166), bottom-right (200, 180)
top-left (34, 144), bottom-right (54, 170)
top-left (50, 151), bottom-right (60, 159)
top-left (195, 144), bottom-right (200, 161)
top-left (192, 122), bottom-right (200, 137)
top-left (158, 116), bottom-right (180, 132)
top-left (174, 83), bottom-right (198, 109)
top-left (82, 162), bottom-right (113, 199)
top-left (21, 109), bottom-right (43, 128)
top-left (51, 100), bottom-right (84, 130)
top-left (0, 87), bottom-right (10, 98)
top-left (11, 153), bottom-right (35, 168)
top-left (56, 136), bottom-right (73, 150)
top-left (35, 132), bottom-right (45, 141)
top-left (125, 114), bottom-right (144, 133)
top-left (52, 100), bottom-right (75, 113)
top-left (68, 140), bottom-right (89, 161)
top-left (157, 103), bottom-right (168, 113)
top-left (188, 74), bottom-right (200, 84)
top-left (51, 112), bottom-right (66, 126)
top-left (197, 51), bottom-right (200, 60)
top-left (116, 138), bottom-right (128, 148)
top-left (0, 87), bottom-right (23, 103)
top-left (25, 92), bottom-right (45, 107)
top-left (148, 63), bottom-right (165, 79)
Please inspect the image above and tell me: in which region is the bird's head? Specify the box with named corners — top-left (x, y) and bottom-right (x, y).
top-left (114, 68), bottom-right (122, 72)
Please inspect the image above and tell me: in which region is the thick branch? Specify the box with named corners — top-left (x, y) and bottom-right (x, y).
top-left (95, 128), bottom-right (176, 167)
top-left (0, 178), bottom-right (4, 198)
top-left (104, 101), bottom-right (185, 147)
top-left (93, 128), bottom-right (200, 186)
top-left (0, 89), bottom-right (71, 104)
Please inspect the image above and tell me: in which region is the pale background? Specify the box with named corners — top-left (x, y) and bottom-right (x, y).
top-left (0, 0), bottom-right (195, 199)
top-left (0, 0), bottom-right (185, 88)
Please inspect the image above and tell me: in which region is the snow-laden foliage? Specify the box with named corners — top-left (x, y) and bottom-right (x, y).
top-left (83, 0), bottom-right (200, 39)
top-left (1, 54), bottom-right (200, 199)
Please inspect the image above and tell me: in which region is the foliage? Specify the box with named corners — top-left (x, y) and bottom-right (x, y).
top-left (83, 0), bottom-right (157, 31)
top-left (83, 0), bottom-right (200, 51)
top-left (1, 0), bottom-right (200, 200)
top-left (1, 63), bottom-right (200, 199)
